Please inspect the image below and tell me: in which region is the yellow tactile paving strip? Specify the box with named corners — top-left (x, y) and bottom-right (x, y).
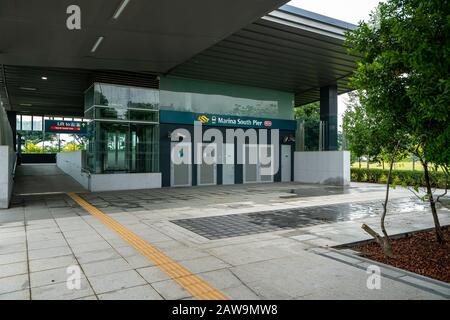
top-left (67, 192), bottom-right (228, 300)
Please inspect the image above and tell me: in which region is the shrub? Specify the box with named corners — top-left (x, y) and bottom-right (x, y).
top-left (351, 168), bottom-right (447, 188)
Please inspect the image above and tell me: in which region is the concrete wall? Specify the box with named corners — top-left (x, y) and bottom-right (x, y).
top-left (56, 151), bottom-right (162, 192)
top-left (89, 172), bottom-right (162, 192)
top-left (56, 150), bottom-right (90, 189)
top-left (0, 146), bottom-right (16, 208)
top-left (294, 151), bottom-right (350, 186)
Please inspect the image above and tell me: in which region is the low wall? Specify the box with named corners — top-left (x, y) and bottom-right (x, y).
top-left (294, 151), bottom-right (350, 186)
top-left (89, 172), bottom-right (162, 192)
top-left (56, 151), bottom-right (162, 192)
top-left (0, 146), bottom-right (16, 208)
top-left (56, 151), bottom-right (89, 189)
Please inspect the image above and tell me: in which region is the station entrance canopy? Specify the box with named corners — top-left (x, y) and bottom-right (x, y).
top-left (0, 1), bottom-right (357, 117)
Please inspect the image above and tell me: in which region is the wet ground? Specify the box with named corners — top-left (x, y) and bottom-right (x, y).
top-left (283, 185), bottom-right (384, 198)
top-left (171, 197), bottom-right (432, 240)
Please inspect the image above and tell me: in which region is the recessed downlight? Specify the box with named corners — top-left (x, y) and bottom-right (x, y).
top-left (113, 0), bottom-right (131, 19)
top-left (41, 76), bottom-right (47, 80)
top-left (91, 36), bottom-right (104, 53)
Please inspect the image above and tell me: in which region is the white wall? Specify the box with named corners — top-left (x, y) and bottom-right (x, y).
top-left (0, 146), bottom-right (16, 208)
top-left (56, 151), bottom-right (89, 189)
top-left (89, 172), bottom-right (161, 192)
top-left (294, 151), bottom-right (350, 186)
top-left (56, 151), bottom-right (162, 192)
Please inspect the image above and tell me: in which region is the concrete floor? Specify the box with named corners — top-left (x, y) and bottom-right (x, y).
top-left (0, 167), bottom-right (449, 300)
top-left (13, 164), bottom-right (86, 196)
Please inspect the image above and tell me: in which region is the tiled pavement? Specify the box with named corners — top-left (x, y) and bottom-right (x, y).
top-left (0, 181), bottom-right (449, 300)
top-left (171, 197), bottom-right (431, 239)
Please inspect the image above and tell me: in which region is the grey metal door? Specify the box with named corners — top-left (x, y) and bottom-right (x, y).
top-left (197, 144), bottom-right (216, 186)
top-left (281, 144), bottom-right (291, 182)
top-left (222, 143), bottom-right (235, 185)
top-left (170, 142), bottom-right (191, 187)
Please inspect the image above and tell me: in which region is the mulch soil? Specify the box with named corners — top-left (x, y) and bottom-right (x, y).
top-left (352, 227), bottom-right (450, 283)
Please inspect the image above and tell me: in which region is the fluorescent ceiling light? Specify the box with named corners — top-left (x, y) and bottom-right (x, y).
top-left (113, 0), bottom-right (131, 19)
top-left (20, 103), bottom-right (32, 107)
top-left (19, 87), bottom-right (37, 91)
top-left (91, 36), bottom-right (104, 53)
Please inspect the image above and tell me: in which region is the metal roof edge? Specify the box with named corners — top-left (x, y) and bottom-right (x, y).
top-left (277, 4), bottom-right (357, 31)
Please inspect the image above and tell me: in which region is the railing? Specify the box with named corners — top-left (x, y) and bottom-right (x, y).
top-left (295, 119), bottom-right (327, 152)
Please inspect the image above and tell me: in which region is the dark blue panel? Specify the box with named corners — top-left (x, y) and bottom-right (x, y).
top-left (44, 120), bottom-right (88, 135)
top-left (160, 110), bottom-right (296, 130)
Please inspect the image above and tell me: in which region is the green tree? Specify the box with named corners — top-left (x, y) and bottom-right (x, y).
top-left (295, 102), bottom-right (320, 151)
top-left (347, 0), bottom-right (449, 243)
top-left (294, 101), bottom-right (319, 121)
top-left (344, 91), bottom-right (409, 257)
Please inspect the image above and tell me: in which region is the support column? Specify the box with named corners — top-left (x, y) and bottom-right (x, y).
top-left (6, 111), bottom-right (17, 151)
top-left (320, 85), bottom-right (338, 151)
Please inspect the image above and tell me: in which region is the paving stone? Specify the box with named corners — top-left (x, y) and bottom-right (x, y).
top-left (27, 238), bottom-right (68, 250)
top-left (0, 242), bottom-right (27, 255)
top-left (81, 258), bottom-right (132, 277)
top-left (400, 276), bottom-right (450, 296)
top-left (222, 285), bottom-right (260, 300)
top-left (123, 254), bottom-right (154, 269)
top-left (197, 269), bottom-right (243, 290)
top-left (75, 295), bottom-right (98, 300)
top-left (75, 248), bottom-right (121, 264)
top-left (0, 274), bottom-right (29, 295)
top-left (357, 262), bottom-right (405, 278)
top-left (0, 289), bottom-right (30, 300)
top-left (181, 256), bottom-right (230, 274)
top-left (88, 270), bottom-right (147, 294)
top-left (322, 251), bottom-right (362, 265)
top-left (29, 255), bottom-right (77, 273)
top-left (151, 279), bottom-right (192, 300)
top-left (69, 241), bottom-right (112, 254)
top-left (137, 266), bottom-right (170, 283)
top-left (98, 284), bottom-right (163, 300)
top-left (31, 279), bottom-right (94, 300)
top-left (30, 266), bottom-right (85, 288)
top-left (28, 246), bottom-right (72, 261)
top-left (0, 261), bottom-right (28, 279)
top-left (0, 251), bottom-right (28, 265)
top-left (290, 234), bottom-right (318, 241)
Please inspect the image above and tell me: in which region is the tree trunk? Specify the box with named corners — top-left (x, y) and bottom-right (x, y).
top-left (422, 162), bottom-right (445, 244)
top-left (361, 145), bottom-right (398, 259)
top-left (362, 224), bottom-right (395, 258)
top-left (359, 158), bottom-right (361, 169)
top-left (367, 155), bottom-right (370, 169)
top-left (436, 166), bottom-right (448, 203)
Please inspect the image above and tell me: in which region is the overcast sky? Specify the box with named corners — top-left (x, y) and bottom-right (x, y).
top-left (287, 0), bottom-right (383, 129)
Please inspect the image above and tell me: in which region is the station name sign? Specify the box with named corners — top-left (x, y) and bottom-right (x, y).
top-left (44, 120), bottom-right (87, 135)
top-left (160, 110), bottom-right (296, 130)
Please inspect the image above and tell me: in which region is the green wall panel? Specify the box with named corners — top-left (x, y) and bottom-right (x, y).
top-left (160, 76), bottom-right (294, 120)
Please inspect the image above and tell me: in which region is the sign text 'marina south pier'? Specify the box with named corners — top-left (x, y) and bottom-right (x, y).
top-left (44, 120), bottom-right (88, 135)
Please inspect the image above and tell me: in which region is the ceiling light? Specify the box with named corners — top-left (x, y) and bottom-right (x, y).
top-left (91, 36), bottom-right (104, 53)
top-left (19, 103), bottom-right (32, 107)
top-left (113, 0), bottom-right (131, 19)
top-left (19, 87), bottom-right (37, 91)
top-left (41, 76), bottom-right (47, 80)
